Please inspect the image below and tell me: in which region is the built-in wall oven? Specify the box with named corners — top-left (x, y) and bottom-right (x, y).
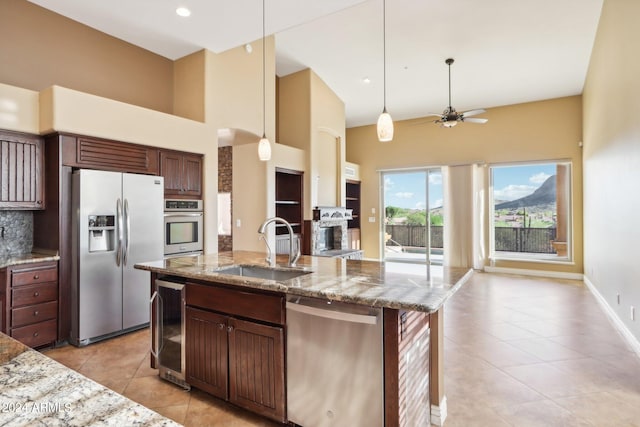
top-left (164, 199), bottom-right (203, 256)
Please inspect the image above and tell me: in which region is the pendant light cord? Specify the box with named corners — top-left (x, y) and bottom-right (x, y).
top-left (382, 0), bottom-right (387, 112)
top-left (262, 0), bottom-right (266, 138)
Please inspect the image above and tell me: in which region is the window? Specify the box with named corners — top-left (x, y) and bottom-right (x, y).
top-left (490, 161), bottom-right (571, 261)
top-left (382, 169), bottom-right (444, 265)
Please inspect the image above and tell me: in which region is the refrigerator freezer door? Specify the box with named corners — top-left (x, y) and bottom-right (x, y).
top-left (122, 173), bottom-right (164, 329)
top-left (73, 169), bottom-right (124, 342)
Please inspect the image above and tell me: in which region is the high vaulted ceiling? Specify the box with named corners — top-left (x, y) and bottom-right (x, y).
top-left (28, 0), bottom-right (604, 128)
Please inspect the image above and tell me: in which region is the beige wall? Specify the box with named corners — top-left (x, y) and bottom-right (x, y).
top-left (278, 69), bottom-right (346, 219)
top-left (0, 0), bottom-right (174, 115)
top-left (174, 51), bottom-right (206, 122)
top-left (583, 0), bottom-right (640, 340)
top-left (0, 83), bottom-right (39, 133)
top-left (346, 96), bottom-right (584, 274)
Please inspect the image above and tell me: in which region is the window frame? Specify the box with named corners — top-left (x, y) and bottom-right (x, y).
top-left (489, 160), bottom-right (573, 263)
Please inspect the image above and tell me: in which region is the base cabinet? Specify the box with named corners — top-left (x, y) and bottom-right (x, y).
top-left (185, 302), bottom-right (285, 423)
top-left (1, 261), bottom-right (59, 348)
top-left (185, 307), bottom-right (228, 399)
top-left (228, 317), bottom-right (285, 422)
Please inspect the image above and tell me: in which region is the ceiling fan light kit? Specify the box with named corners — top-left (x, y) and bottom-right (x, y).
top-left (433, 58), bottom-right (488, 128)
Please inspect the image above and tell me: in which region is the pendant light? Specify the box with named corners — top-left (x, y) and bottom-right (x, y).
top-left (258, 0), bottom-right (271, 161)
top-left (376, 0), bottom-right (393, 142)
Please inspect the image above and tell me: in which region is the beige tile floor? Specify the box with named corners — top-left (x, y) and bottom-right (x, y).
top-left (44, 272), bottom-right (640, 426)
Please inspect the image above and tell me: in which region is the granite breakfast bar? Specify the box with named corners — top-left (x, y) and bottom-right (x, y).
top-left (135, 250), bottom-right (472, 426)
top-left (0, 332), bottom-right (180, 426)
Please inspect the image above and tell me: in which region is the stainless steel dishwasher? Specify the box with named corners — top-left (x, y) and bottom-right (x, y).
top-left (286, 296), bottom-right (383, 427)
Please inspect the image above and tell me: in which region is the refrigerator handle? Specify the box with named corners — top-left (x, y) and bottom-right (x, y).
top-left (116, 198), bottom-right (123, 267)
top-left (123, 199), bottom-right (130, 266)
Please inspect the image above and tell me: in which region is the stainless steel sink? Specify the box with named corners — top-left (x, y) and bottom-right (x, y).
top-left (214, 265), bottom-right (312, 281)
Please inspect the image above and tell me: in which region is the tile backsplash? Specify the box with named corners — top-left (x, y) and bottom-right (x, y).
top-left (0, 211), bottom-right (33, 256)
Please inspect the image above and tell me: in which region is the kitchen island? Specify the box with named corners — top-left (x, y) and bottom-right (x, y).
top-left (135, 251), bottom-right (472, 426)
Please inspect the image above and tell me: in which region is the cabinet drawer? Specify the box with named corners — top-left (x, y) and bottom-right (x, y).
top-left (11, 319), bottom-right (57, 348)
top-left (12, 267), bottom-right (57, 286)
top-left (12, 282), bottom-right (58, 307)
top-left (12, 301), bottom-right (58, 328)
top-left (186, 283), bottom-right (285, 325)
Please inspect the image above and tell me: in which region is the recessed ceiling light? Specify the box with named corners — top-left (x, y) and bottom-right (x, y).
top-left (176, 7), bottom-right (191, 17)
top-left (363, 77), bottom-right (371, 84)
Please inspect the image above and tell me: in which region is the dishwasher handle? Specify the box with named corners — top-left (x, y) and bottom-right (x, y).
top-left (286, 301), bottom-right (379, 325)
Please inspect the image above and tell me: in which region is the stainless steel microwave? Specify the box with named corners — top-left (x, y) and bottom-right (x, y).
top-left (164, 199), bottom-right (203, 256)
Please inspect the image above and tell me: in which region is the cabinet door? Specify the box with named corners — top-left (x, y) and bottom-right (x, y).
top-left (182, 154), bottom-right (202, 197)
top-left (185, 307), bottom-right (228, 399)
top-left (0, 132), bottom-right (44, 209)
top-left (228, 317), bottom-right (285, 423)
top-left (159, 151), bottom-right (184, 196)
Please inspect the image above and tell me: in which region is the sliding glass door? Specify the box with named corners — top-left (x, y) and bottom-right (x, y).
top-left (382, 169), bottom-right (443, 264)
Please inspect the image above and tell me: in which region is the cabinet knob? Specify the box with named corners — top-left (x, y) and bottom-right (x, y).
top-left (227, 325), bottom-right (233, 333)
top-left (34, 275), bottom-right (39, 280)
top-left (33, 332), bottom-right (39, 337)
top-left (34, 311), bottom-right (39, 316)
top-left (34, 292), bottom-right (40, 297)
top-left (36, 200), bottom-right (42, 205)
top-left (218, 323), bottom-right (225, 330)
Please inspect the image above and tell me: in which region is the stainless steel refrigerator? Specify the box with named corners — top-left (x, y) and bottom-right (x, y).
top-left (71, 169), bottom-right (164, 346)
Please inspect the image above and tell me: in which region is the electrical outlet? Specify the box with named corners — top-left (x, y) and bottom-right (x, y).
top-left (368, 216), bottom-right (376, 223)
top-left (631, 306), bottom-right (635, 321)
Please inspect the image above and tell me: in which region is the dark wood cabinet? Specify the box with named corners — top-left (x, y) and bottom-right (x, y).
top-left (275, 168), bottom-right (303, 254)
top-left (185, 306), bottom-right (229, 399)
top-left (1, 261), bottom-right (59, 348)
top-left (60, 134), bottom-right (159, 174)
top-left (228, 317), bottom-right (285, 422)
top-left (159, 150), bottom-right (203, 198)
top-left (346, 180), bottom-right (361, 250)
top-left (275, 168), bottom-right (303, 235)
top-left (184, 281), bottom-right (286, 423)
top-left (0, 130), bottom-right (44, 209)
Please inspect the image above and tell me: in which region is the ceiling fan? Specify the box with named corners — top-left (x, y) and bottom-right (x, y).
top-left (427, 58), bottom-right (488, 128)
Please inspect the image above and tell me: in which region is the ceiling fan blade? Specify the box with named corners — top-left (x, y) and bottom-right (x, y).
top-left (462, 117), bottom-right (488, 124)
top-left (461, 109), bottom-right (486, 118)
top-left (409, 117), bottom-right (440, 126)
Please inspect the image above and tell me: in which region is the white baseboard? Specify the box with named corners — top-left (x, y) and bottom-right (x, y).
top-left (483, 266), bottom-right (583, 280)
top-left (430, 396), bottom-right (447, 426)
top-left (583, 275), bottom-right (640, 357)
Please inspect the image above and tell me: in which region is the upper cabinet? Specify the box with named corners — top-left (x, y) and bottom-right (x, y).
top-left (0, 130), bottom-right (44, 210)
top-left (60, 134), bottom-right (159, 175)
top-left (159, 150), bottom-right (203, 199)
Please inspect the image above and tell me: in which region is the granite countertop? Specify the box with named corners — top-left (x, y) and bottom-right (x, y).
top-left (0, 332), bottom-right (180, 427)
top-left (135, 250), bottom-right (473, 313)
top-left (0, 250), bottom-right (60, 269)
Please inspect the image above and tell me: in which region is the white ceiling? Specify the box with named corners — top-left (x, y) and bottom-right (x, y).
top-left (28, 0), bottom-right (604, 128)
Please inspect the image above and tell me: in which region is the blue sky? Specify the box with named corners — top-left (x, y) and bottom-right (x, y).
top-left (383, 164), bottom-right (556, 209)
top-left (492, 163), bottom-right (556, 201)
top-left (384, 171), bottom-right (442, 210)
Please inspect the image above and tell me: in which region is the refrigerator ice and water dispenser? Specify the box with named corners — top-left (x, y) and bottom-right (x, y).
top-left (88, 215), bottom-right (115, 252)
